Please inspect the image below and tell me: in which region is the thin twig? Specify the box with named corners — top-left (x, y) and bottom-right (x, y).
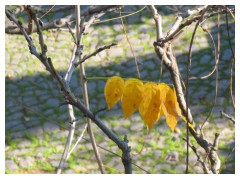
top-left (166, 6), bottom-right (207, 38)
top-left (57, 15), bottom-right (84, 173)
top-left (148, 6), bottom-right (163, 40)
top-left (190, 26), bottom-right (217, 80)
top-left (67, 124), bottom-right (88, 158)
top-left (32, 5), bottom-right (74, 15)
top-left (29, 6), bottom-right (48, 60)
top-left (91, 5), bottom-right (146, 25)
top-left (220, 110), bottom-right (235, 124)
top-left (75, 5), bottom-right (105, 174)
top-left (57, 104), bottom-right (76, 173)
top-left (225, 6), bottom-right (235, 109)
top-left (5, 5), bottom-right (120, 34)
top-left (57, 38), bottom-right (79, 172)
top-left (5, 9), bottom-right (41, 59)
top-left (200, 8), bottom-right (220, 131)
top-left (120, 8), bottom-right (140, 79)
top-left (183, 138), bottom-right (212, 174)
top-left (224, 5), bottom-right (235, 19)
top-left (75, 43), bottom-right (117, 66)
top-left (66, 22), bottom-right (77, 44)
top-left (185, 6), bottom-right (210, 173)
top-left (23, 5), bottom-right (34, 35)
top-left (209, 133), bottom-right (221, 173)
top-left (39, 5), bottom-right (55, 19)
top-left (161, 7), bottom-right (234, 44)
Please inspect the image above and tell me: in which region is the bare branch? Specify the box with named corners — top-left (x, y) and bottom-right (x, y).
top-left (184, 6), bottom-right (211, 172)
top-left (149, 5), bottom-right (223, 174)
top-left (5, 8), bottom-right (50, 69)
top-left (5, 5), bottom-right (120, 34)
top-left (183, 138), bottom-right (212, 174)
top-left (75, 42), bottom-right (117, 66)
top-left (225, 6), bottom-right (235, 109)
top-left (57, 104), bottom-right (77, 173)
top-left (162, 7), bottom-right (234, 44)
top-left (75, 5), bottom-right (106, 174)
top-left (209, 133), bottom-right (221, 174)
top-left (10, 5), bottom-right (74, 14)
top-left (67, 124), bottom-right (88, 158)
top-left (66, 22), bottom-right (77, 44)
top-left (148, 5), bottom-right (163, 40)
top-left (28, 6), bottom-right (48, 60)
top-left (190, 26), bottom-right (217, 80)
top-left (221, 110), bottom-right (235, 124)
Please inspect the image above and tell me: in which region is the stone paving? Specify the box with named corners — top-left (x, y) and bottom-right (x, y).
top-left (5, 6), bottom-right (235, 174)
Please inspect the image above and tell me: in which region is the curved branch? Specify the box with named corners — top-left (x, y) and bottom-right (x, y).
top-left (149, 5), bottom-right (222, 174)
top-left (162, 6), bottom-right (235, 44)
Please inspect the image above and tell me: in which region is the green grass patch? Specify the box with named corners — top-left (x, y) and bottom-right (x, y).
top-left (24, 133), bottom-right (39, 147)
top-left (5, 168), bottom-right (18, 174)
top-left (36, 160), bottom-right (55, 172)
top-left (5, 132), bottom-right (17, 149)
top-left (42, 148), bottom-right (55, 158)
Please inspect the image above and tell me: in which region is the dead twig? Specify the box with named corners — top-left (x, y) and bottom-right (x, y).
top-left (189, 26), bottom-right (217, 80)
top-left (200, 7), bottom-right (220, 131)
top-left (5, 5), bottom-right (120, 34)
top-left (183, 138), bottom-right (212, 174)
top-left (75, 5), bottom-right (105, 174)
top-left (225, 6), bottom-right (235, 109)
top-left (75, 43), bottom-right (117, 66)
top-left (220, 110), bottom-right (235, 124)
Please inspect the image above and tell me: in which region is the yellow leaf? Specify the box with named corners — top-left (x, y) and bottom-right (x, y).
top-left (104, 76), bottom-right (124, 109)
top-left (173, 88), bottom-right (182, 116)
top-left (158, 83), bottom-right (178, 131)
top-left (139, 82), bottom-right (162, 130)
top-left (161, 103), bottom-right (178, 132)
top-left (158, 83), bottom-right (170, 103)
top-left (122, 78), bottom-right (143, 118)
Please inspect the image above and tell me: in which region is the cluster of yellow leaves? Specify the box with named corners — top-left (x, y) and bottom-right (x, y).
top-left (104, 76), bottom-right (194, 132)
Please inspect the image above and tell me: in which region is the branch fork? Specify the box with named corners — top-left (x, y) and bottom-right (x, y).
top-left (148, 5), bottom-right (222, 174)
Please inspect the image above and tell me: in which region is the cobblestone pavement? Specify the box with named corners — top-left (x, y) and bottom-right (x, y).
top-left (5, 6), bottom-right (235, 174)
